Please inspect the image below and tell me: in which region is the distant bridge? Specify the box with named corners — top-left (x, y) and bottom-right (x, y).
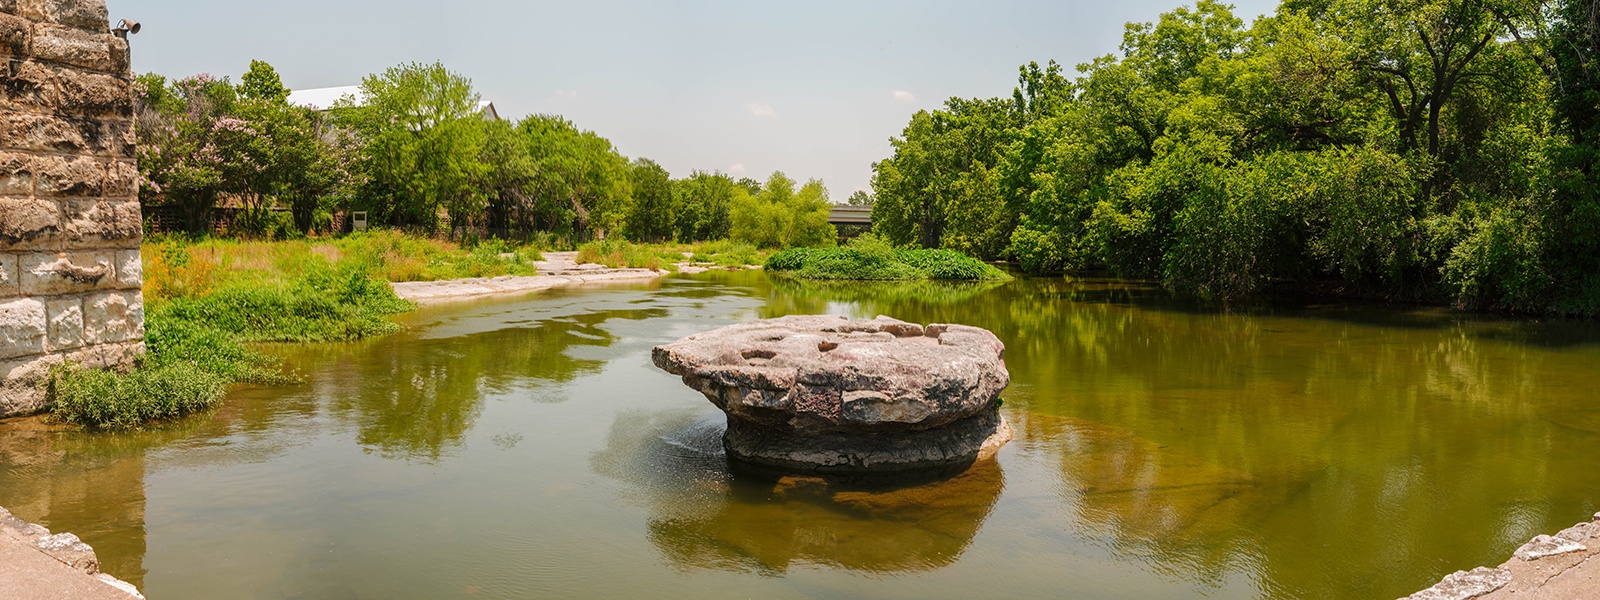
top-left (828, 205), bottom-right (872, 226)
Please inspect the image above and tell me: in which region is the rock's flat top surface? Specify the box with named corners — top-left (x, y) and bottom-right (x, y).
top-left (653, 315), bottom-right (1009, 432)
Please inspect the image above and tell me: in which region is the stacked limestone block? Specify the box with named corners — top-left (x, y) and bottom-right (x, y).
top-left (0, 0), bottom-right (142, 418)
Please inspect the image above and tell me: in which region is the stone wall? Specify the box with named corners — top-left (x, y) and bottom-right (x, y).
top-left (0, 0), bottom-right (141, 417)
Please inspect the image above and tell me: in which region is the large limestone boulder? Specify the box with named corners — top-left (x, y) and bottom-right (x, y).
top-left (652, 315), bottom-right (1012, 474)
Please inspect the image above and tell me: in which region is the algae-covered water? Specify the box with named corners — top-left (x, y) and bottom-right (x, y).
top-left (3, 271), bottom-right (1599, 599)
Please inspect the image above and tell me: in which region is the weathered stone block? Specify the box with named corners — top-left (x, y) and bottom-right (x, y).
top-left (39, 0), bottom-right (108, 32)
top-left (107, 33), bottom-right (124, 73)
top-left (2, 0), bottom-right (45, 22)
top-left (65, 338), bottom-right (137, 369)
top-left (45, 295), bottom-right (80, 350)
top-left (31, 24), bottom-right (115, 72)
top-left (9, 59), bottom-right (130, 116)
top-left (62, 198), bottom-right (137, 246)
top-left (0, 253), bottom-right (17, 297)
top-left (0, 12), bottom-right (28, 56)
top-left (103, 158), bottom-right (133, 196)
top-left (82, 288), bottom-right (138, 343)
top-left (0, 352), bottom-right (60, 417)
top-left (0, 112), bottom-right (105, 154)
top-left (0, 296), bottom-right (45, 358)
top-left (0, 197), bottom-right (59, 248)
top-left (33, 154), bottom-right (101, 196)
top-left (112, 247), bottom-right (136, 288)
top-left (20, 251), bottom-right (111, 294)
top-left (98, 117), bottom-right (131, 155)
top-left (0, 150), bottom-right (31, 195)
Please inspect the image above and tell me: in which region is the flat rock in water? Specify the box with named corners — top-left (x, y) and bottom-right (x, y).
top-left (652, 315), bottom-right (1012, 474)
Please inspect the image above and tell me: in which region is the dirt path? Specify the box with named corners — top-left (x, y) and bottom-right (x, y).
top-left (389, 251), bottom-right (711, 305)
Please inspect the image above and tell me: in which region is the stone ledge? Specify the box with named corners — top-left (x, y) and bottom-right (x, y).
top-left (0, 504), bottom-right (142, 599)
top-left (1406, 513), bottom-right (1600, 599)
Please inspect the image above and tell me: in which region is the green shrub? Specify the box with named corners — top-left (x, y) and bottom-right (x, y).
top-left (765, 248), bottom-right (819, 271)
top-left (766, 236), bottom-right (1009, 281)
top-left (50, 362), bottom-right (229, 430)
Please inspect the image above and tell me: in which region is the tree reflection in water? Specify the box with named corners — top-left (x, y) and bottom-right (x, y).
top-left (591, 407), bottom-right (1004, 575)
top-left (275, 299), bottom-right (670, 462)
top-left (762, 275), bottom-right (1600, 598)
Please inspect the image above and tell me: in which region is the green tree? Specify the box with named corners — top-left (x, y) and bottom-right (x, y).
top-left (134, 73), bottom-right (245, 233)
top-left (730, 172), bottom-right (836, 248)
top-left (514, 115), bottom-right (632, 239)
top-left (870, 97), bottom-right (1019, 255)
top-left (238, 59), bottom-right (289, 103)
top-left (673, 171), bottom-right (738, 241)
top-left (623, 158), bottom-right (676, 242)
top-left (339, 61), bottom-right (488, 232)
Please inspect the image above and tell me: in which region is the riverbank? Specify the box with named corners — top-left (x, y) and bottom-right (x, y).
top-left (391, 251), bottom-right (698, 305)
top-left (1407, 513), bottom-right (1600, 599)
top-left (391, 251), bottom-right (763, 305)
top-left (0, 505), bottom-right (142, 599)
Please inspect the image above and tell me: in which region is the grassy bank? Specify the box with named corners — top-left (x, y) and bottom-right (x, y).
top-left (51, 231), bottom-right (542, 429)
top-left (575, 239), bottom-right (767, 270)
top-left (765, 235), bottom-right (1009, 281)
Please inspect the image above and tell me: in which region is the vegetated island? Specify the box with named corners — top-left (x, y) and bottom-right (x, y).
top-left (765, 235), bottom-right (1010, 281)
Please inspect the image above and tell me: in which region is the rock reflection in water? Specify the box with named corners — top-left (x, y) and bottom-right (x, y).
top-left (592, 408), bottom-right (1004, 576)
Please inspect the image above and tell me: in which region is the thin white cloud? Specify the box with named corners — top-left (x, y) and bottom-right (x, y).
top-left (747, 102), bottom-right (775, 117)
top-left (892, 90), bottom-right (916, 103)
top-left (728, 163), bottom-right (747, 175)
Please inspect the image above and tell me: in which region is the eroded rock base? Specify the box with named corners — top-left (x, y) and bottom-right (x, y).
top-left (723, 407), bottom-right (1012, 476)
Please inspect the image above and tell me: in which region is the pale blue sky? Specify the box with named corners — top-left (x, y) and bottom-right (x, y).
top-left (105, 0), bottom-right (1279, 196)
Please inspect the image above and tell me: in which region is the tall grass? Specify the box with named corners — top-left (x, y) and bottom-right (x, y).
top-left (575, 239), bottom-right (677, 271)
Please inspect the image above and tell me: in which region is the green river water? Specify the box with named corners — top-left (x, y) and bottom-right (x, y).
top-left (2, 271), bottom-right (1599, 599)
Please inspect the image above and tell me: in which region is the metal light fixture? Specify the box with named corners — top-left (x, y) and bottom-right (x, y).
top-left (112, 19), bottom-right (140, 39)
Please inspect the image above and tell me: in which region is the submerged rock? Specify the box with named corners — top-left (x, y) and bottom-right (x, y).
top-left (651, 314), bottom-right (1012, 474)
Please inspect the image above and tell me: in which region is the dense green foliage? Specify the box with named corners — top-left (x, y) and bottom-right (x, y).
top-left (730, 172), bottom-right (837, 249)
top-left (137, 62), bottom-right (838, 246)
top-left (136, 63), bottom-right (353, 235)
top-left (766, 235), bottom-right (1009, 280)
top-left (340, 62), bottom-right (489, 231)
top-left (623, 158), bottom-right (676, 242)
top-left (871, 0), bottom-right (1600, 313)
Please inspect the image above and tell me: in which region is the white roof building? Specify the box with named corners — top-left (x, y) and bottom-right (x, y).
top-left (287, 85), bottom-right (500, 120)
